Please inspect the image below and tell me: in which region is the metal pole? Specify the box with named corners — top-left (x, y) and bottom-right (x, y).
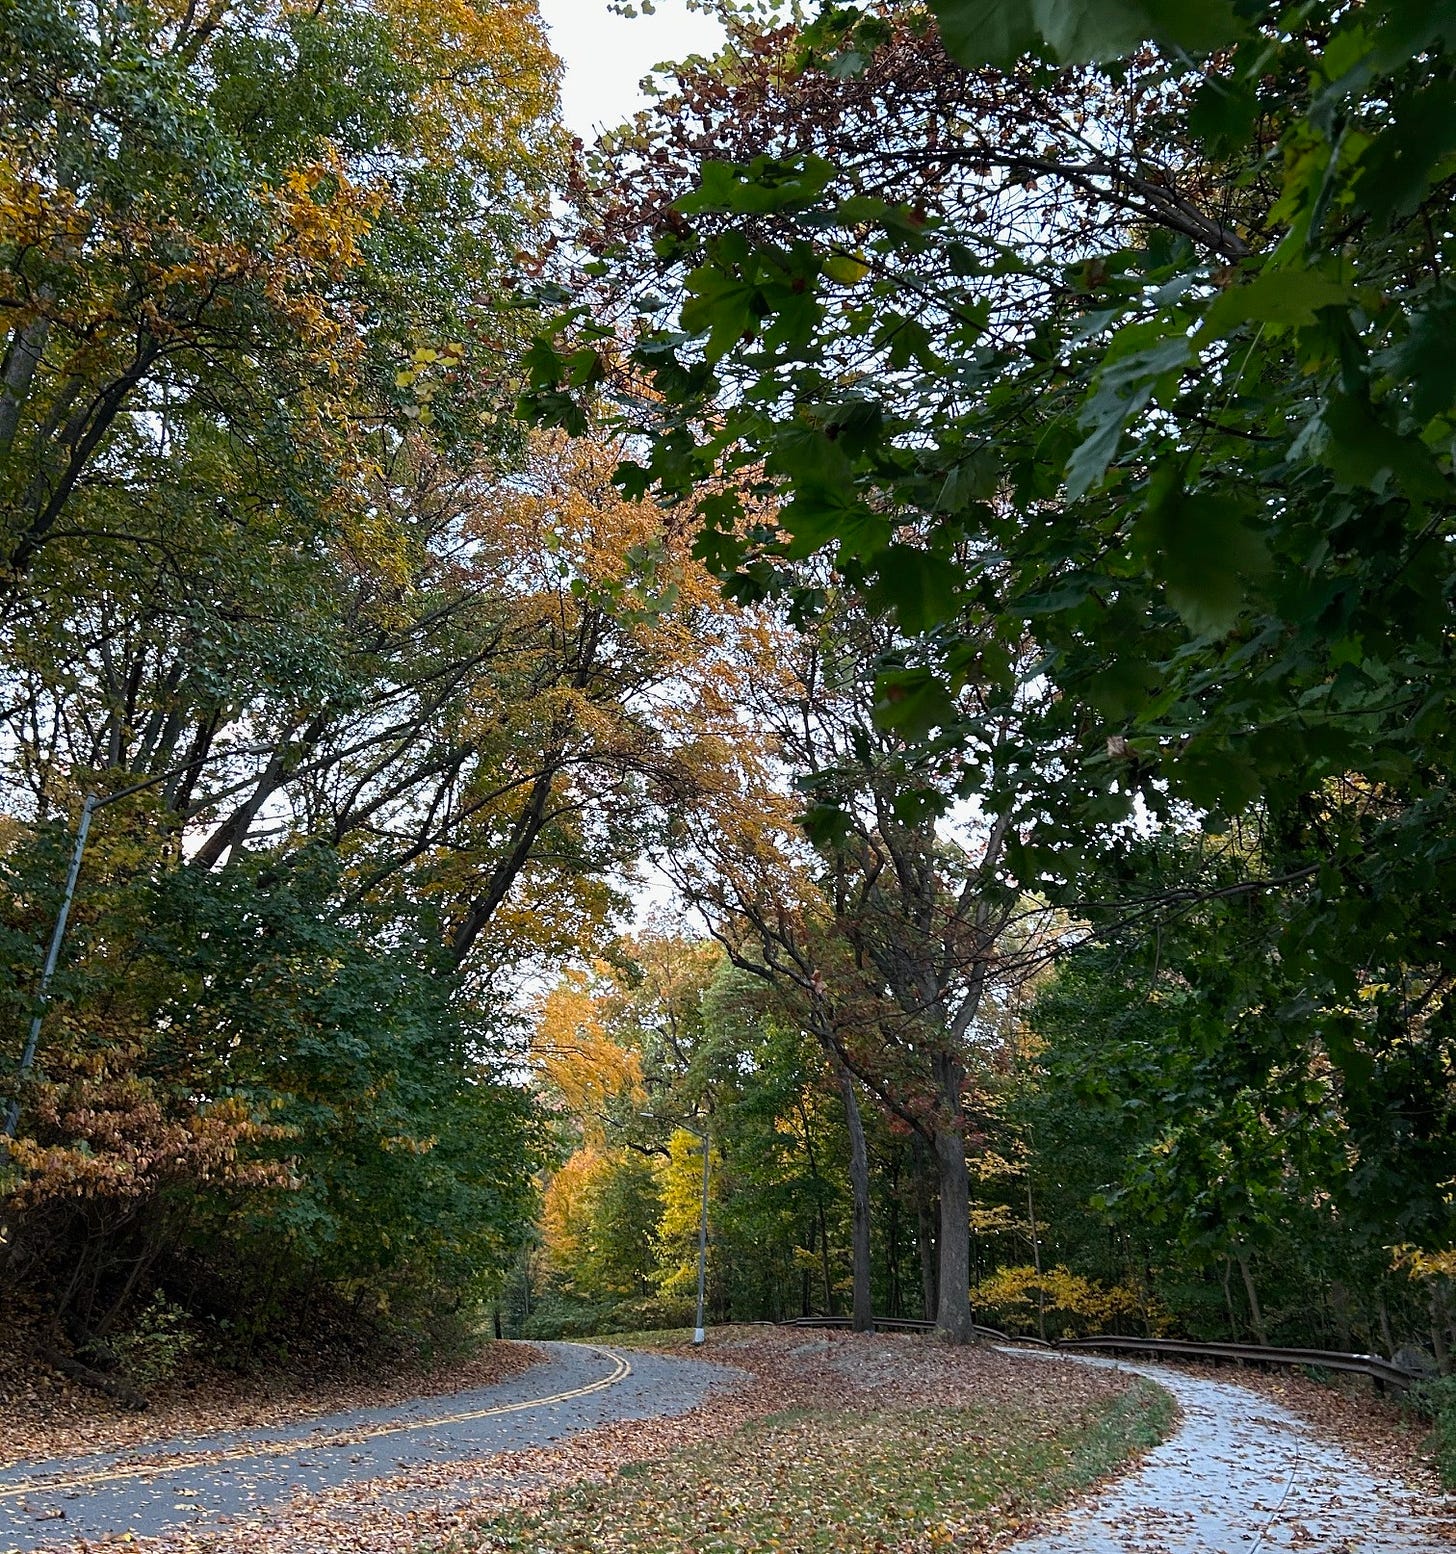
top-left (694, 1126), bottom-right (710, 1345)
top-left (3, 795), bottom-right (96, 1139)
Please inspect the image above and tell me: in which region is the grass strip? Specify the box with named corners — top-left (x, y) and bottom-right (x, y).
top-left (451, 1377), bottom-right (1174, 1553)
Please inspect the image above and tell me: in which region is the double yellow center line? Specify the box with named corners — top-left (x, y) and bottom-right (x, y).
top-left (0, 1347), bottom-right (632, 1502)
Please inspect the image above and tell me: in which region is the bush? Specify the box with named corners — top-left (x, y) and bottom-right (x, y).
top-left (1409, 1375), bottom-right (1456, 1488)
top-left (110, 1293), bottom-right (197, 1390)
top-left (520, 1289), bottom-right (695, 1340)
top-left (520, 1290), bottom-right (617, 1340)
top-left (972, 1264), bottom-right (1168, 1339)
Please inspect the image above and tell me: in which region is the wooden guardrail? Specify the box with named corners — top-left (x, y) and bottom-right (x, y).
top-left (778, 1316), bottom-right (1425, 1392)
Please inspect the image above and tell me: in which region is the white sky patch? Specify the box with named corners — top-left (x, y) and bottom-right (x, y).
top-left (537, 0), bottom-right (726, 139)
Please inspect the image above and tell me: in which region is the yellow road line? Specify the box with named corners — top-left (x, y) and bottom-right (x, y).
top-left (0, 1348), bottom-right (631, 1502)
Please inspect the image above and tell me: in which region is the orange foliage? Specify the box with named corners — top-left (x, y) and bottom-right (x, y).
top-left (532, 968), bottom-right (645, 1146)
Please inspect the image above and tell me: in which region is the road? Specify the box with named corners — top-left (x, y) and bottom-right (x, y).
top-left (0, 1342), bottom-right (731, 1551)
top-left (3, 1339), bottom-right (1451, 1553)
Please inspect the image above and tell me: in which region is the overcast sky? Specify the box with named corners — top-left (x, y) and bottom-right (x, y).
top-left (536, 0), bottom-right (726, 139)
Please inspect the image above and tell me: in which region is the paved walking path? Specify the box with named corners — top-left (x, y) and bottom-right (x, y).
top-left (0, 1342), bottom-right (731, 1551)
top-left (4, 1338), bottom-right (1451, 1552)
top-left (1002, 1347), bottom-right (1454, 1553)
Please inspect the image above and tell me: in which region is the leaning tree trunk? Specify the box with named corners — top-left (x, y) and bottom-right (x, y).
top-left (837, 1061), bottom-right (873, 1332)
top-left (1234, 1245), bottom-right (1268, 1345)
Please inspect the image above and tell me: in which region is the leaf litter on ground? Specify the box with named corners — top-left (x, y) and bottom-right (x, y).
top-left (0, 1307), bottom-right (542, 1471)
top-left (8, 1326), bottom-right (1177, 1554)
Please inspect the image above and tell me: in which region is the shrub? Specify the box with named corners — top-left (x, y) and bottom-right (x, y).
top-left (111, 1293), bottom-right (197, 1390)
top-left (973, 1264), bottom-right (1168, 1339)
top-left (1409, 1375), bottom-right (1456, 1489)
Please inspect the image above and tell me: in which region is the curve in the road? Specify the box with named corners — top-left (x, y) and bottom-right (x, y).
top-left (7, 1338), bottom-right (1449, 1554)
top-left (0, 1342), bottom-right (734, 1551)
top-left (0, 1348), bottom-right (632, 1504)
top-left (1000, 1347), bottom-right (1454, 1553)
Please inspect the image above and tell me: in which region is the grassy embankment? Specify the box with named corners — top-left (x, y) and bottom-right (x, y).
top-left (450, 1329), bottom-right (1175, 1554)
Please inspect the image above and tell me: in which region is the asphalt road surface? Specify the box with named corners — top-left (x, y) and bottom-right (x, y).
top-left (0, 1341), bottom-right (732, 1550)
top-left (5, 1340), bottom-right (1451, 1554)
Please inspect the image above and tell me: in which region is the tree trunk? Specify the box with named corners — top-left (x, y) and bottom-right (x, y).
top-left (933, 1123), bottom-right (976, 1343)
top-left (1329, 1280), bottom-right (1354, 1353)
top-left (1431, 1287), bottom-right (1452, 1377)
top-left (1221, 1258), bottom-right (1238, 1338)
top-left (798, 1101), bottom-right (834, 1317)
top-left (818, 1195), bottom-right (834, 1316)
top-left (1027, 1176), bottom-right (1046, 1343)
top-left (1234, 1246), bottom-right (1268, 1345)
top-left (1377, 1294), bottom-right (1396, 1359)
top-left (802, 1215), bottom-right (817, 1316)
top-left (915, 1144), bottom-right (938, 1321)
top-left (40, 1341), bottom-right (147, 1411)
top-left (0, 313), bottom-right (51, 461)
top-left (837, 1062), bottom-right (873, 1332)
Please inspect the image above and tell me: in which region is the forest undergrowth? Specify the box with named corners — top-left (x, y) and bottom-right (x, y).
top-left (0, 1298), bottom-right (538, 1469)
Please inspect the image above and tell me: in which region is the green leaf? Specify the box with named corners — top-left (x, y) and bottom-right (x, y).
top-left (801, 802), bottom-right (853, 848)
top-left (874, 666), bottom-right (957, 739)
top-left (522, 336), bottom-right (565, 389)
top-left (1187, 76), bottom-right (1258, 156)
top-left (676, 155), bottom-right (836, 216)
top-left (1067, 335), bottom-right (1191, 499)
top-left (930, 0), bottom-right (1241, 68)
top-left (1323, 1018), bottom-right (1376, 1090)
top-left (781, 486), bottom-right (892, 561)
top-left (936, 448), bottom-right (1001, 511)
top-left (1351, 78), bottom-right (1456, 223)
top-left (565, 347), bottom-right (605, 389)
top-left (1134, 486), bottom-right (1270, 636)
top-left (1201, 266), bottom-right (1351, 336)
top-left (680, 263), bottom-right (762, 363)
top-left (928, 0), bottom-right (1038, 68)
top-left (865, 545), bottom-right (964, 632)
top-left (1390, 292), bottom-right (1456, 424)
top-left (1082, 655), bottom-right (1161, 719)
top-left (1318, 393), bottom-right (1447, 501)
top-left (822, 252), bottom-right (871, 285)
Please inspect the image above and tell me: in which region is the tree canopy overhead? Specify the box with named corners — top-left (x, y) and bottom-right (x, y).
top-left (508, 0), bottom-right (1456, 1347)
top-left (6, 0), bottom-right (1456, 1393)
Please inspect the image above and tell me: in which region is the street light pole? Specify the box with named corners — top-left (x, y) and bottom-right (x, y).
top-left (693, 1122), bottom-right (711, 1346)
top-left (640, 1110), bottom-right (712, 1345)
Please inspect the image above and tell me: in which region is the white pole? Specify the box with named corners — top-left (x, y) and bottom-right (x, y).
top-left (4, 795), bottom-right (97, 1139)
top-left (693, 1127), bottom-right (710, 1344)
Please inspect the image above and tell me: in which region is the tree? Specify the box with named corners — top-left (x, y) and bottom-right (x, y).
top-left (1020, 827), bottom-right (1456, 1355)
top-left (527, 938), bottom-right (887, 1331)
top-left (2, 844), bottom-right (540, 1354)
top-left (1, 0), bottom-right (559, 583)
top-left (539, 1145), bottom-right (664, 1312)
top-left (0, 0), bottom-right (796, 1359)
top-left (658, 593), bottom-right (1053, 1340)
